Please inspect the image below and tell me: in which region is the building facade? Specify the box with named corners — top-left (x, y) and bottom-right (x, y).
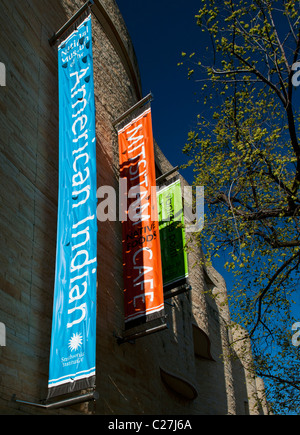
top-left (0, 0), bottom-right (270, 415)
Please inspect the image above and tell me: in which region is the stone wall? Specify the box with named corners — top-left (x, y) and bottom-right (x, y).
top-left (0, 0), bottom-right (269, 415)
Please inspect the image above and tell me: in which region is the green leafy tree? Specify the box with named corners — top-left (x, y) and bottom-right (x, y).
top-left (181, 0), bottom-right (300, 414)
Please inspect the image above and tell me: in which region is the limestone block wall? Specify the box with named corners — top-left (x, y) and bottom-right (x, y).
top-left (0, 0), bottom-right (141, 414)
top-left (154, 144), bottom-right (237, 415)
top-left (0, 0), bottom-right (268, 415)
top-left (231, 324), bottom-right (272, 415)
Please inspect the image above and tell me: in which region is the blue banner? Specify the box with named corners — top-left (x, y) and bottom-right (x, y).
top-left (48, 14), bottom-right (97, 398)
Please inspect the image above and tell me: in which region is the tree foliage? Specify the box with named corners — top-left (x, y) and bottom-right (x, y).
top-left (181, 0), bottom-right (300, 414)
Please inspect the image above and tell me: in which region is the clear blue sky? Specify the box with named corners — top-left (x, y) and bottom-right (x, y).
top-left (115, 0), bottom-right (204, 185)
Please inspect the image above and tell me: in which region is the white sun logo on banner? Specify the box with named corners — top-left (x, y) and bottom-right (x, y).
top-left (68, 332), bottom-right (83, 352)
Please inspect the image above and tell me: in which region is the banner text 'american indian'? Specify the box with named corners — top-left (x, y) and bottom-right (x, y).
top-left (48, 14), bottom-right (97, 399)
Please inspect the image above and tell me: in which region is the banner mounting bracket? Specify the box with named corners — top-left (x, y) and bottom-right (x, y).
top-left (49, 0), bottom-right (94, 46)
top-left (115, 320), bottom-right (168, 345)
top-left (164, 283), bottom-right (192, 300)
top-left (156, 166), bottom-right (179, 185)
top-left (112, 93), bottom-right (153, 127)
top-left (12, 391), bottom-right (99, 410)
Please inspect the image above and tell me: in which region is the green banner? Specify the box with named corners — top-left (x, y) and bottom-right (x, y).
top-left (157, 178), bottom-right (188, 293)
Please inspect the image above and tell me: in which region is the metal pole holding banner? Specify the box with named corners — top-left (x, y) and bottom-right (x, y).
top-left (112, 93), bottom-right (153, 127)
top-left (156, 166), bottom-right (179, 185)
top-left (115, 317), bottom-right (168, 345)
top-left (49, 0), bottom-right (94, 46)
top-left (13, 391), bottom-right (98, 410)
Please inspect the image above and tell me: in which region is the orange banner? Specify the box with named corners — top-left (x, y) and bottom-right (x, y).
top-left (118, 107), bottom-right (164, 329)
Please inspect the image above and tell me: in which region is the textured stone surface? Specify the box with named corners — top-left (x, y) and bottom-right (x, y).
top-left (0, 0), bottom-right (269, 415)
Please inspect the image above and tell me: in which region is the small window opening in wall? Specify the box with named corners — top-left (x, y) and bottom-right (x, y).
top-left (203, 268), bottom-right (215, 293)
top-left (0, 62), bottom-right (6, 86)
top-left (192, 323), bottom-right (214, 361)
top-left (0, 322), bottom-right (6, 346)
top-left (160, 368), bottom-right (198, 400)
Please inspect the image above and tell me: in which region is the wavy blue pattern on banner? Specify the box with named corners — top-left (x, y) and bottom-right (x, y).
top-left (48, 14), bottom-right (97, 398)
